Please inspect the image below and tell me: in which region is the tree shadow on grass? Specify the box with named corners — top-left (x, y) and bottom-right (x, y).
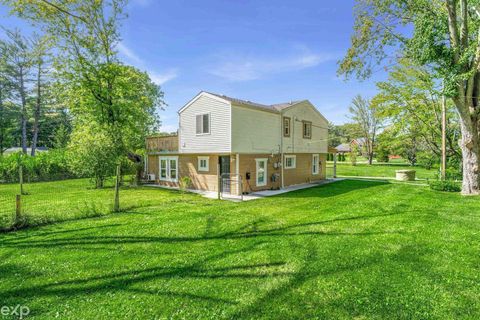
top-left (0, 241), bottom-right (290, 317)
top-left (1, 211), bottom-right (405, 250)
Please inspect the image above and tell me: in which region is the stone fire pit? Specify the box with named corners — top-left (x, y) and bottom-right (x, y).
top-left (395, 170), bottom-right (416, 181)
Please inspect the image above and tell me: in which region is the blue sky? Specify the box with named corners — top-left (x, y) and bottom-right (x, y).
top-left (1, 0), bottom-right (388, 132)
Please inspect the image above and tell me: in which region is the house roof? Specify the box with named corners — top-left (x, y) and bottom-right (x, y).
top-left (353, 137), bottom-right (366, 145)
top-left (335, 143), bottom-right (351, 152)
top-left (204, 92), bottom-right (305, 113)
top-left (179, 91), bottom-right (328, 123)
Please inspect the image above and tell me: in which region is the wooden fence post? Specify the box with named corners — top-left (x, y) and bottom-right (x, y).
top-left (16, 194), bottom-right (22, 222)
top-left (114, 164), bottom-right (121, 212)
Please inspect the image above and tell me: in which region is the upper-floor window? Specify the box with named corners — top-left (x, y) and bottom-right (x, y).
top-left (196, 113), bottom-right (210, 135)
top-left (303, 121), bottom-right (312, 139)
top-left (283, 117), bottom-right (291, 137)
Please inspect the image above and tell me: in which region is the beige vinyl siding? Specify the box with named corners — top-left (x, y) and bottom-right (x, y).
top-left (282, 101), bottom-right (328, 154)
top-left (179, 95), bottom-right (231, 153)
top-left (231, 104), bottom-right (281, 154)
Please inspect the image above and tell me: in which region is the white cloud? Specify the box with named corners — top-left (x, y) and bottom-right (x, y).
top-left (117, 42), bottom-right (178, 85)
top-left (208, 49), bottom-right (336, 82)
top-left (117, 42), bottom-right (143, 65)
top-left (149, 69), bottom-right (178, 86)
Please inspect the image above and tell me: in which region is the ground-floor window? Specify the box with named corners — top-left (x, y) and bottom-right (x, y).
top-left (198, 156), bottom-right (209, 172)
top-left (312, 154), bottom-right (319, 175)
top-left (159, 156), bottom-right (179, 182)
top-left (284, 155), bottom-right (296, 169)
top-left (255, 158), bottom-right (268, 187)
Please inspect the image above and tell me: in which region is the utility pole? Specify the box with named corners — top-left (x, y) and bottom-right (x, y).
top-left (441, 83), bottom-right (447, 180)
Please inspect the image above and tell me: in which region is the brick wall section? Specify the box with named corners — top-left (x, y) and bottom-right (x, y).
top-left (236, 154), bottom-right (282, 193)
top-left (147, 153), bottom-right (327, 193)
top-left (283, 153), bottom-right (327, 186)
top-left (147, 154), bottom-right (219, 191)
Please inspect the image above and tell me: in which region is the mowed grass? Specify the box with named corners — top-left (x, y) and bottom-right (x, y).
top-left (0, 178), bottom-right (180, 230)
top-left (1, 179), bottom-right (480, 319)
top-left (327, 162), bottom-right (438, 180)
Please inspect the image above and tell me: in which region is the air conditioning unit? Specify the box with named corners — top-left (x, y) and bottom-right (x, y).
top-left (147, 174), bottom-right (156, 181)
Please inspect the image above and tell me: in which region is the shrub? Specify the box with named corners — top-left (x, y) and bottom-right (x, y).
top-left (376, 146), bottom-right (390, 163)
top-left (417, 152), bottom-right (438, 170)
top-left (429, 180), bottom-right (461, 192)
top-left (179, 176), bottom-right (192, 191)
top-left (0, 150), bottom-right (74, 183)
top-left (67, 125), bottom-right (118, 188)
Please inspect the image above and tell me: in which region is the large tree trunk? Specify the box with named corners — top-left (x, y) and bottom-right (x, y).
top-left (459, 116), bottom-right (480, 195)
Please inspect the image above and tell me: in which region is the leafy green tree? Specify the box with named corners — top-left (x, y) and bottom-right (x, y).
top-left (2, 28), bottom-right (32, 154)
top-left (0, 40), bottom-right (17, 155)
top-left (2, 0), bottom-right (163, 185)
top-left (373, 59), bottom-right (461, 166)
top-left (67, 122), bottom-right (117, 188)
top-left (328, 122), bottom-right (364, 147)
top-left (339, 0), bottom-right (480, 194)
top-left (30, 34), bottom-right (52, 156)
top-left (348, 95), bottom-right (382, 165)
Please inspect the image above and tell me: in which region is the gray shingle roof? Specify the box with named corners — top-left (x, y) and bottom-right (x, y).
top-left (335, 143), bottom-right (351, 152)
top-left (206, 92), bottom-right (304, 113)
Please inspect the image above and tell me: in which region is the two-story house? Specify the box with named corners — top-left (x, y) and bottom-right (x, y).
top-left (146, 91), bottom-right (329, 194)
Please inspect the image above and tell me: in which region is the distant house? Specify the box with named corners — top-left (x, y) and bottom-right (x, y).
top-left (145, 91), bottom-right (329, 194)
top-left (335, 143), bottom-right (351, 154)
top-left (3, 147), bottom-right (49, 155)
top-left (351, 137), bottom-right (366, 149)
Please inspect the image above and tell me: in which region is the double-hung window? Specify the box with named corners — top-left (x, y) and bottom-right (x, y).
top-left (196, 113), bottom-right (210, 135)
top-left (198, 156), bottom-right (209, 172)
top-left (159, 156), bottom-right (179, 182)
top-left (284, 155), bottom-right (296, 169)
top-left (303, 121), bottom-right (312, 139)
top-left (283, 117), bottom-right (291, 137)
top-left (312, 154), bottom-right (319, 175)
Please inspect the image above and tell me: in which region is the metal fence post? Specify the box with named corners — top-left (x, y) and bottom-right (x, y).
top-left (333, 153), bottom-right (337, 178)
top-left (19, 164), bottom-right (24, 195)
top-left (114, 164), bottom-right (120, 212)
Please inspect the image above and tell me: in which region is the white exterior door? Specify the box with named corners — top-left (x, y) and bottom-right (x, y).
top-left (255, 158), bottom-right (267, 187)
top-left (159, 156), bottom-right (179, 182)
top-left (312, 154), bottom-right (319, 175)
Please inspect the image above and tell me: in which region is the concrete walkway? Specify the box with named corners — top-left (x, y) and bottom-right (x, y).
top-left (144, 179), bottom-right (343, 202)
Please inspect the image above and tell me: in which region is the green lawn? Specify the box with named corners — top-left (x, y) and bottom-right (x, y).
top-left (327, 162), bottom-right (438, 180)
top-left (0, 178), bottom-right (178, 230)
top-left (0, 179), bottom-right (479, 319)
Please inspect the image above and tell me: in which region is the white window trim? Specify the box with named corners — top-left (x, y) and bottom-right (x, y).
top-left (159, 156), bottom-right (179, 182)
top-left (198, 156), bottom-right (209, 172)
top-left (255, 158), bottom-right (268, 187)
top-left (312, 154), bottom-right (319, 175)
top-left (284, 155), bottom-right (296, 169)
top-left (195, 112), bottom-right (211, 136)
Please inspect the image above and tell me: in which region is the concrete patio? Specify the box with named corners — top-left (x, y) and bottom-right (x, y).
top-left (144, 179), bottom-right (343, 202)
